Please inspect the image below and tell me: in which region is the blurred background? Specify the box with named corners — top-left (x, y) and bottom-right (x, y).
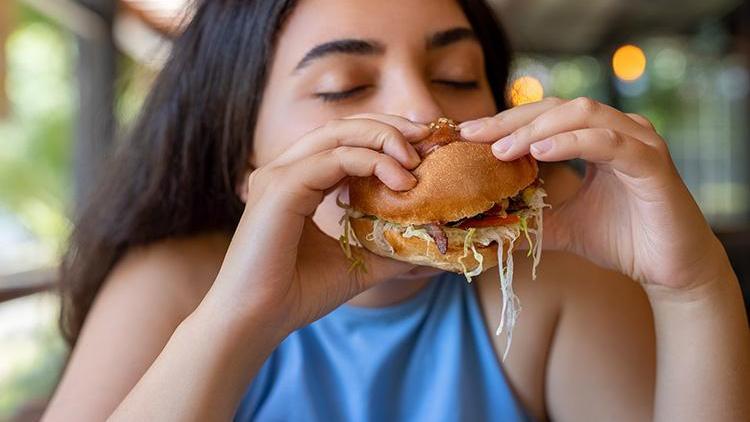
top-left (1, 0), bottom-right (749, 420)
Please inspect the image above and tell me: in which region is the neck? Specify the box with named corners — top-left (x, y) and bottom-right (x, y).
top-left (346, 267), bottom-right (443, 308)
top-left (346, 276), bottom-right (431, 308)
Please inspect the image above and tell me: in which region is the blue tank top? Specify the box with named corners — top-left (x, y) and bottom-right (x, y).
top-left (234, 271), bottom-right (532, 421)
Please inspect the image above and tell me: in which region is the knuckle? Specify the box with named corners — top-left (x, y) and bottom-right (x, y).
top-left (602, 128), bottom-right (623, 147)
top-left (565, 131), bottom-right (581, 145)
top-left (376, 126), bottom-right (401, 146)
top-left (519, 121), bottom-right (539, 139)
top-left (572, 96), bottom-right (599, 114)
top-left (653, 137), bottom-right (671, 156)
top-left (544, 96), bottom-right (565, 106)
top-left (331, 145), bottom-right (355, 160)
top-left (628, 113), bottom-right (655, 129)
top-left (373, 151), bottom-right (393, 165)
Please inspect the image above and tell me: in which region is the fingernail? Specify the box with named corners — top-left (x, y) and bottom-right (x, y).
top-left (492, 135), bottom-right (514, 155)
top-left (530, 139), bottom-right (553, 154)
top-left (405, 173), bottom-right (418, 188)
top-left (459, 120), bottom-right (485, 137)
top-left (407, 150), bottom-right (421, 168)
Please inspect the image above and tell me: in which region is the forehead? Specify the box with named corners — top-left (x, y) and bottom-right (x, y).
top-left (277, 0), bottom-right (471, 57)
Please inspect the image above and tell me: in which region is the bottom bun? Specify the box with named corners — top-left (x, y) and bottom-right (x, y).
top-left (350, 217), bottom-right (505, 274)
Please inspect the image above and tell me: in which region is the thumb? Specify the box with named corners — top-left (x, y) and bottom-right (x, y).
top-left (540, 205), bottom-right (573, 252)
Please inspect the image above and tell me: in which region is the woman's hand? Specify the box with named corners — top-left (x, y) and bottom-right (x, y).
top-left (201, 114), bottom-right (429, 335)
top-left (459, 97), bottom-right (733, 294)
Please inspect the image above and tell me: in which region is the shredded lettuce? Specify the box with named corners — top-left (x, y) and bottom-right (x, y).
top-left (336, 197), bottom-right (366, 273)
top-left (403, 226), bottom-right (434, 244)
top-left (496, 238), bottom-right (520, 361)
top-left (338, 213), bottom-right (366, 273)
top-left (493, 185), bottom-right (548, 359)
top-left (521, 185), bottom-right (548, 279)
top-left (458, 228), bottom-right (485, 282)
top-left (365, 219), bottom-right (395, 256)
top-left (519, 215), bottom-right (533, 258)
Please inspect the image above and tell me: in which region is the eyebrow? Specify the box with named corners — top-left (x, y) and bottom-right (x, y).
top-left (427, 27), bottom-right (478, 49)
top-left (294, 39), bottom-right (385, 71)
top-left (292, 27), bottom-right (478, 73)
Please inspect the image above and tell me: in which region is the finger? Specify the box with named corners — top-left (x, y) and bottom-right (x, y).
top-left (342, 113), bottom-right (430, 142)
top-left (268, 147), bottom-right (417, 215)
top-left (527, 129), bottom-right (660, 179)
top-left (492, 97), bottom-right (663, 161)
top-left (274, 117), bottom-right (426, 169)
top-left (458, 97), bottom-right (565, 142)
top-left (626, 113), bottom-right (656, 130)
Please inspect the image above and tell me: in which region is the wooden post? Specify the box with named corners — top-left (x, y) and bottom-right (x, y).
top-left (0, 0), bottom-right (12, 118)
top-left (73, 0), bottom-right (116, 210)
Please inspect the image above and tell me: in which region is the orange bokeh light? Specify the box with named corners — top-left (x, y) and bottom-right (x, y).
top-left (508, 76), bottom-right (544, 107)
top-left (612, 45), bottom-right (647, 82)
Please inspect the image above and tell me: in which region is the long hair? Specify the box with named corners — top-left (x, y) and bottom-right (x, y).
top-left (59, 0), bottom-right (512, 345)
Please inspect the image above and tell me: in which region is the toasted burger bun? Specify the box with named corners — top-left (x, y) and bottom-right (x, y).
top-left (350, 217), bottom-right (503, 274)
top-left (348, 124), bottom-right (538, 225)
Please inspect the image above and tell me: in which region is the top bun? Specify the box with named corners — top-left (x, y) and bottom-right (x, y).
top-left (348, 119), bottom-right (538, 224)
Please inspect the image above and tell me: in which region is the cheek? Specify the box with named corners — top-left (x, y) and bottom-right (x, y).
top-left (252, 93), bottom-right (343, 167)
top-left (433, 83), bottom-right (498, 123)
top-left (252, 103), bottom-right (311, 167)
top-left (456, 88), bottom-right (498, 121)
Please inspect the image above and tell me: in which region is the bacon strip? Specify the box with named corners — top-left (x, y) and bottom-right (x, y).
top-left (424, 223), bottom-right (448, 254)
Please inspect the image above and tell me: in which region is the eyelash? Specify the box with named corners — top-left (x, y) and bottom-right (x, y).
top-left (315, 85), bottom-right (371, 103)
top-left (314, 80), bottom-right (479, 103)
top-left (433, 79), bottom-right (480, 90)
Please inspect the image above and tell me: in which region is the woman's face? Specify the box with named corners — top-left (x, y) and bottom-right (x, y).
top-left (253, 0), bottom-right (498, 238)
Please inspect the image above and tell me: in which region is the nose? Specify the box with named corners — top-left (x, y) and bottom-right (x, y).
top-left (382, 72), bottom-right (443, 125)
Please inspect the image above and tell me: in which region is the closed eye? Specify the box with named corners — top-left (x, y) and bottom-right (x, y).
top-left (314, 85), bottom-right (371, 102)
top-left (433, 79), bottom-right (480, 90)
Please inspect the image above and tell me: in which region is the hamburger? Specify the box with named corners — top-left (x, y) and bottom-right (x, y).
top-left (337, 118), bottom-right (548, 358)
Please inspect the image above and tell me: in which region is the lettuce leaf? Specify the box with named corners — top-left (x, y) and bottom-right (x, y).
top-left (403, 226), bottom-right (434, 244)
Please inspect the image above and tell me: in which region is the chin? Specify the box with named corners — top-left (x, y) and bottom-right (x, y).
top-left (392, 266), bottom-right (445, 281)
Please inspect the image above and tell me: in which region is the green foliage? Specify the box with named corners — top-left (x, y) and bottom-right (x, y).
top-left (0, 18), bottom-right (75, 250)
top-left (0, 9), bottom-right (76, 420)
top-left (0, 312), bottom-right (67, 419)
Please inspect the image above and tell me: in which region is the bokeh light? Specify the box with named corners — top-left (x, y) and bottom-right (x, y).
top-left (508, 76), bottom-right (544, 106)
top-left (612, 44), bottom-right (647, 81)
top-left (652, 47), bottom-right (687, 88)
top-left (550, 61), bottom-right (583, 97)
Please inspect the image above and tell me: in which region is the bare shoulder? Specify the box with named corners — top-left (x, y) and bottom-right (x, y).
top-left (474, 163), bottom-right (655, 421)
top-left (545, 255), bottom-right (655, 421)
top-left (45, 232), bottom-right (230, 421)
top-left (106, 231), bottom-right (230, 317)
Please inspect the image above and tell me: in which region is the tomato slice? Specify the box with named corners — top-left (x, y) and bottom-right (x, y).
top-left (457, 214), bottom-right (520, 229)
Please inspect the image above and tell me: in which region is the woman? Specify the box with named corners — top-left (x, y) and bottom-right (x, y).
top-left (44, 0), bottom-right (749, 420)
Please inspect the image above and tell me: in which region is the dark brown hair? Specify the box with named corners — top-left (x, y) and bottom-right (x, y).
top-left (59, 0), bottom-right (512, 345)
